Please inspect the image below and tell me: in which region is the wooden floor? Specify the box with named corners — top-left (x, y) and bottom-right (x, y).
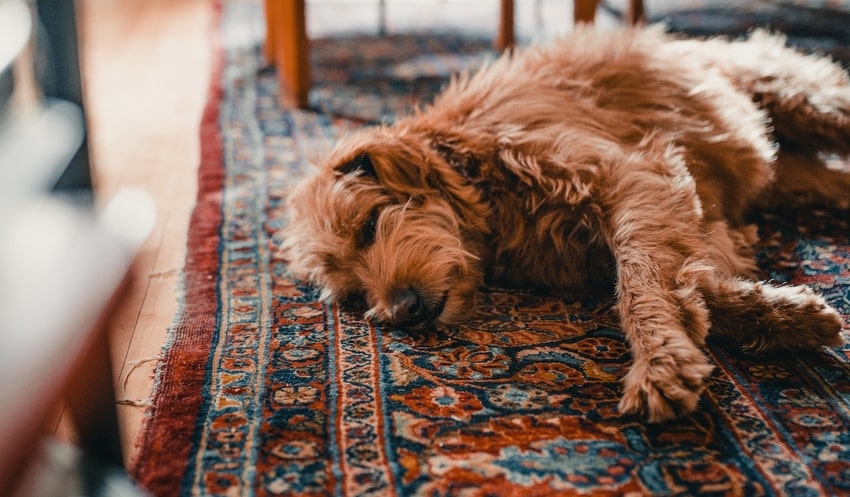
top-left (53, 0), bottom-right (213, 465)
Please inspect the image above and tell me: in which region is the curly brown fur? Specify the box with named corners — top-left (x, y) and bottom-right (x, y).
top-left (282, 26), bottom-right (849, 423)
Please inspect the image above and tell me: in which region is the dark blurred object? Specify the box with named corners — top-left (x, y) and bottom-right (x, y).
top-left (13, 439), bottom-right (149, 497)
top-left (35, 0), bottom-right (93, 195)
top-left (0, 0), bottom-right (91, 204)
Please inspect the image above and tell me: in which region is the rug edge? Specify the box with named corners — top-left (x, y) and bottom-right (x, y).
top-left (128, 1), bottom-right (225, 494)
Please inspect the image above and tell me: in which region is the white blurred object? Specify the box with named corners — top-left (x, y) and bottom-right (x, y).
top-left (0, 188), bottom-right (155, 463)
top-left (100, 187), bottom-right (158, 250)
top-left (0, 100), bottom-right (86, 214)
top-left (0, 0), bottom-right (154, 493)
top-left (0, 189), bottom-right (154, 497)
top-left (0, 0), bottom-right (31, 75)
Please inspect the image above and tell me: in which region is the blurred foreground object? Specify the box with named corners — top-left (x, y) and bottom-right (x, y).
top-left (1, 0), bottom-right (154, 495)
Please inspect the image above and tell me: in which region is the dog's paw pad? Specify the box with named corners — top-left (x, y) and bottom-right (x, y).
top-left (619, 351), bottom-right (714, 423)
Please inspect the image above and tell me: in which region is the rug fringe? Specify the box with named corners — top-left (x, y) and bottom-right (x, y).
top-left (116, 356), bottom-right (160, 408)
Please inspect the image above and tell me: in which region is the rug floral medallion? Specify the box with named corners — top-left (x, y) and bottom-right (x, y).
top-left (131, 1), bottom-right (850, 496)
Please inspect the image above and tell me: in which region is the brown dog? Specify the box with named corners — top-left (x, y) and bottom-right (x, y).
top-left (282, 26), bottom-right (850, 422)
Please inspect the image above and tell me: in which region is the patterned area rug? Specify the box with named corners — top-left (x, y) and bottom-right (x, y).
top-left (130, 1), bottom-right (850, 495)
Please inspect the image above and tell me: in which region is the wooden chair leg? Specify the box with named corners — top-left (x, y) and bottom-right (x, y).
top-left (270, 0), bottom-right (310, 108)
top-left (263, 0), bottom-right (278, 63)
top-left (574, 0), bottom-right (598, 24)
top-left (495, 0), bottom-right (515, 50)
top-left (575, 0), bottom-right (643, 25)
top-left (628, 0), bottom-right (645, 24)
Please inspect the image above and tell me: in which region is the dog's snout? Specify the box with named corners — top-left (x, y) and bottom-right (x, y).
top-left (389, 287), bottom-right (427, 327)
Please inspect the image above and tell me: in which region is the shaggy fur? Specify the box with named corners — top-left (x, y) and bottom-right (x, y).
top-left (282, 26), bottom-right (850, 422)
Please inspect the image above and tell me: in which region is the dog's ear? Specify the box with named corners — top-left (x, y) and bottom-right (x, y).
top-left (335, 153), bottom-right (376, 179)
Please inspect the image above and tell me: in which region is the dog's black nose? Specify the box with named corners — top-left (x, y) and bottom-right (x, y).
top-left (389, 287), bottom-right (427, 327)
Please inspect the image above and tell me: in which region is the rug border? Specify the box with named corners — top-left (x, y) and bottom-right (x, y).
top-left (129, 2), bottom-right (225, 495)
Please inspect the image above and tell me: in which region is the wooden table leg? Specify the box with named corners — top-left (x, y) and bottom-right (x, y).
top-left (574, 0), bottom-right (598, 24)
top-left (263, 0), bottom-right (278, 63)
top-left (575, 0), bottom-right (643, 25)
top-left (271, 0), bottom-right (310, 108)
top-left (628, 0), bottom-right (645, 24)
top-left (496, 0), bottom-right (515, 50)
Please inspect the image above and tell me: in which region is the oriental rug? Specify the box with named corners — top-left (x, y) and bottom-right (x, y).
top-left (131, 1), bottom-right (850, 496)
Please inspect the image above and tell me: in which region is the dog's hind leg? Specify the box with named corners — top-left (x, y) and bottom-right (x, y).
top-left (700, 199), bottom-right (845, 352)
top-left (703, 276), bottom-right (845, 353)
top-left (676, 31), bottom-right (850, 154)
top-left (690, 33), bottom-right (850, 211)
top-left (758, 149), bottom-right (850, 211)
top-left (747, 50), bottom-right (850, 155)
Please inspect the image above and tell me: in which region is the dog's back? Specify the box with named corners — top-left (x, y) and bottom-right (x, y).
top-left (410, 26), bottom-right (780, 226)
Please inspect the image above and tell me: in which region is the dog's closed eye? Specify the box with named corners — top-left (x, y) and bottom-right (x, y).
top-left (358, 208), bottom-right (380, 248)
top-left (337, 153), bottom-right (376, 178)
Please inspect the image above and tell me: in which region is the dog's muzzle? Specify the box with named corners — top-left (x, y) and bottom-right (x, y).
top-left (388, 287), bottom-right (446, 329)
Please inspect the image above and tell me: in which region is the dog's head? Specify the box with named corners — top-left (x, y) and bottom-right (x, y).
top-left (282, 126), bottom-right (489, 330)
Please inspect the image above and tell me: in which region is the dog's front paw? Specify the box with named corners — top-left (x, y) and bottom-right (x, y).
top-left (619, 343), bottom-right (715, 423)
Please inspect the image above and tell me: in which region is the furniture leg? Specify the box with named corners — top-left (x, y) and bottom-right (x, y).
top-left (628, 0), bottom-right (645, 23)
top-left (37, 0), bottom-right (93, 200)
top-left (263, 0), bottom-right (278, 63)
top-left (575, 0), bottom-right (598, 23)
top-left (270, 0), bottom-right (310, 108)
top-left (496, 0), bottom-right (515, 49)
